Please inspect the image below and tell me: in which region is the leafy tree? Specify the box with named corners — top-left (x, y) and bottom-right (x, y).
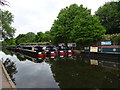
top-left (2, 38), bottom-right (16, 46)
top-left (50, 4), bottom-right (106, 47)
top-left (42, 31), bottom-right (52, 42)
top-left (15, 34), bottom-right (26, 45)
top-left (95, 1), bottom-right (120, 34)
top-left (0, 0), bottom-right (9, 6)
top-left (0, 10), bottom-right (16, 39)
top-left (25, 32), bottom-right (36, 43)
top-left (35, 32), bottom-right (44, 42)
top-left (15, 32), bottom-right (36, 45)
top-left (102, 34), bottom-right (120, 45)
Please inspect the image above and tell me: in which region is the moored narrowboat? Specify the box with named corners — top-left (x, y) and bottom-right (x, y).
top-left (34, 46), bottom-right (46, 56)
top-left (15, 45), bottom-right (46, 58)
top-left (65, 47), bottom-right (73, 56)
top-left (98, 45), bottom-right (120, 53)
top-left (57, 46), bottom-right (66, 55)
top-left (82, 45), bottom-right (120, 54)
top-left (45, 46), bottom-right (57, 56)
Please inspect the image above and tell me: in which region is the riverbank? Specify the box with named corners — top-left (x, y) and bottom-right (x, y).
top-left (0, 61), bottom-right (16, 89)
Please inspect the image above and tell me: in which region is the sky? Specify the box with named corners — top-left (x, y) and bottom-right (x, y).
top-left (1, 0), bottom-right (116, 37)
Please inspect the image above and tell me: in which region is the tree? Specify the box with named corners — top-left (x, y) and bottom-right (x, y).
top-left (25, 32), bottom-right (36, 43)
top-left (42, 31), bottom-right (52, 42)
top-left (15, 32), bottom-right (36, 45)
top-left (0, 0), bottom-right (9, 6)
top-left (15, 34), bottom-right (26, 45)
top-left (0, 10), bottom-right (16, 39)
top-left (2, 38), bottom-right (16, 46)
top-left (95, 1), bottom-right (120, 34)
top-left (35, 32), bottom-right (44, 42)
top-left (50, 4), bottom-right (106, 47)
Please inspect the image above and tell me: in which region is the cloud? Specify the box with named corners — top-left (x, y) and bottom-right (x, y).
top-left (1, 0), bottom-right (116, 37)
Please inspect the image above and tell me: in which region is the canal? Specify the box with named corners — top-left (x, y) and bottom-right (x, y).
top-left (0, 49), bottom-right (120, 88)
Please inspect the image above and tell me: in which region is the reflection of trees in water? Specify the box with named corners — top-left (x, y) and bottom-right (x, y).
top-left (2, 47), bottom-right (14, 56)
top-left (2, 58), bottom-right (18, 84)
top-left (15, 53), bottom-right (26, 61)
top-left (50, 58), bottom-right (120, 88)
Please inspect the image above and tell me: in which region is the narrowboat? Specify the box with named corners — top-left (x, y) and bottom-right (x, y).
top-left (34, 46), bottom-right (46, 56)
top-left (57, 46), bottom-right (66, 55)
top-left (81, 45), bottom-right (120, 60)
top-left (7, 46), bottom-right (19, 52)
top-left (17, 45), bottom-right (46, 58)
top-left (82, 45), bottom-right (120, 54)
top-left (65, 47), bottom-right (73, 55)
top-left (45, 46), bottom-right (57, 56)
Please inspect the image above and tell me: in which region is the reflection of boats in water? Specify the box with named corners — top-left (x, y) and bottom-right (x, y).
top-left (80, 51), bottom-right (120, 71)
top-left (80, 52), bottom-right (119, 63)
top-left (90, 59), bottom-right (120, 71)
top-left (15, 52), bottom-right (45, 63)
top-left (13, 50), bottom-right (73, 63)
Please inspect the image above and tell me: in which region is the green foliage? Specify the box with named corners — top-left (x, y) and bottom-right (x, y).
top-left (102, 34), bottom-right (120, 45)
top-left (42, 31), bottom-right (52, 42)
top-left (2, 38), bottom-right (16, 46)
top-left (35, 32), bottom-right (44, 42)
top-left (0, 10), bottom-right (16, 39)
top-left (35, 31), bottom-right (52, 43)
top-left (25, 32), bottom-right (36, 42)
top-left (15, 32), bottom-right (36, 45)
top-left (15, 31), bottom-right (52, 45)
top-left (50, 4), bottom-right (106, 47)
top-left (15, 34), bottom-right (26, 45)
top-left (95, 1), bottom-right (120, 34)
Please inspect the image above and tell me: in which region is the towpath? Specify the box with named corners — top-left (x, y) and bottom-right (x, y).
top-left (0, 61), bottom-right (16, 89)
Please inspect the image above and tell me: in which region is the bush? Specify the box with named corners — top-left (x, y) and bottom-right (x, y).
top-left (102, 34), bottom-right (120, 45)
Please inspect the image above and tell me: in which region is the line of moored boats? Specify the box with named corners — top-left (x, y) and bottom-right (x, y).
top-left (7, 45), bottom-right (73, 57)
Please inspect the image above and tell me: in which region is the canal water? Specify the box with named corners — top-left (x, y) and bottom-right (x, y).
top-left (0, 49), bottom-right (120, 88)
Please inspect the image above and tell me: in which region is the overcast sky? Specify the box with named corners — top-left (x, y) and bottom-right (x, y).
top-left (1, 0), bottom-right (116, 37)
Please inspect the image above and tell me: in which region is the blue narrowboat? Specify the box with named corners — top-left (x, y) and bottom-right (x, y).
top-left (82, 45), bottom-right (120, 54)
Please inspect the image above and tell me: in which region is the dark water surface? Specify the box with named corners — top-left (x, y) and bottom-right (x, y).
top-left (0, 50), bottom-right (120, 88)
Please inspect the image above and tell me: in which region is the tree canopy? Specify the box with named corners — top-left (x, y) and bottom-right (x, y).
top-left (50, 4), bottom-right (106, 47)
top-left (0, 10), bottom-right (16, 39)
top-left (95, 1), bottom-right (120, 34)
top-left (15, 31), bottom-right (52, 45)
top-left (42, 31), bottom-right (52, 42)
top-left (15, 32), bottom-right (36, 45)
top-left (0, 0), bottom-right (9, 6)
top-left (35, 32), bottom-right (44, 42)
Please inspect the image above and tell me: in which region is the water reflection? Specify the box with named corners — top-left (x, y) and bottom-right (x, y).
top-left (1, 49), bottom-right (120, 88)
top-left (50, 58), bottom-right (120, 88)
top-left (14, 51), bottom-right (120, 88)
top-left (90, 59), bottom-right (120, 71)
top-left (15, 52), bottom-right (26, 61)
top-left (13, 51), bottom-right (75, 63)
top-left (2, 47), bottom-right (14, 56)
